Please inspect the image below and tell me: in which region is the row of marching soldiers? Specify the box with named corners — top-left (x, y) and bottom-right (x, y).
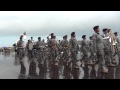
top-left (16, 25), bottom-right (120, 79)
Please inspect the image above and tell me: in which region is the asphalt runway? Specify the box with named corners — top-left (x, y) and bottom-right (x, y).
top-left (0, 51), bottom-right (119, 79)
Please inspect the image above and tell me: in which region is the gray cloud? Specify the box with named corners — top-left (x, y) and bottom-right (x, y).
top-left (0, 11), bottom-right (120, 38)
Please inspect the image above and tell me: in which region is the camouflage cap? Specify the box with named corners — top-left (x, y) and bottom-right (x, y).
top-left (64, 35), bottom-right (67, 37)
top-left (103, 28), bottom-right (108, 32)
top-left (82, 35), bottom-right (86, 38)
top-left (114, 32), bottom-right (118, 34)
top-left (93, 25), bottom-right (99, 30)
top-left (38, 37), bottom-right (41, 39)
top-left (71, 32), bottom-right (75, 36)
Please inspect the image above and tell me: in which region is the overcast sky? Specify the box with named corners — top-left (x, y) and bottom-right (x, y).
top-left (0, 11), bottom-right (120, 37)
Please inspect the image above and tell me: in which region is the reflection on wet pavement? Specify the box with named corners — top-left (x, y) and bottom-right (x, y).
top-left (0, 52), bottom-right (120, 79)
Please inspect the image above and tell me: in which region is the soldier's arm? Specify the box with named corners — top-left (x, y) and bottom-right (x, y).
top-left (77, 44), bottom-right (80, 51)
top-left (56, 41), bottom-right (59, 49)
top-left (117, 37), bottom-right (120, 48)
top-left (36, 42), bottom-right (39, 47)
top-left (87, 41), bottom-right (90, 51)
top-left (17, 41), bottom-right (19, 47)
top-left (81, 41), bottom-right (84, 52)
top-left (60, 41), bottom-right (63, 48)
top-left (48, 40), bottom-right (51, 47)
top-left (76, 40), bottom-right (80, 51)
top-left (69, 39), bottom-right (72, 51)
top-left (92, 34), bottom-right (97, 52)
top-left (23, 41), bottom-right (26, 47)
top-left (117, 37), bottom-right (120, 43)
top-left (101, 34), bottom-right (109, 39)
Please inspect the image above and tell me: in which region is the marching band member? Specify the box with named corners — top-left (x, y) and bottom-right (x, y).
top-left (92, 25), bottom-right (106, 79)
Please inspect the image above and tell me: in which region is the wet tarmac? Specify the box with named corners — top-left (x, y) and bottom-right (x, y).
top-left (0, 51), bottom-right (120, 79)
top-left (0, 52), bottom-right (20, 79)
top-left (0, 52), bottom-right (84, 79)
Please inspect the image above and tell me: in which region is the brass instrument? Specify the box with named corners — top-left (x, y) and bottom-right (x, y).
top-left (51, 44), bottom-right (56, 49)
top-left (108, 30), bottom-right (117, 54)
top-left (109, 31), bottom-right (116, 45)
top-left (64, 46), bottom-right (69, 49)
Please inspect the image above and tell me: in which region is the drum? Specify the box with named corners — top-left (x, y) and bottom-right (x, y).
top-left (29, 42), bottom-right (33, 51)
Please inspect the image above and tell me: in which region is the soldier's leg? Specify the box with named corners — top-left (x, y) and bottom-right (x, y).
top-left (97, 50), bottom-right (106, 79)
top-left (39, 62), bottom-right (45, 79)
top-left (72, 68), bottom-right (80, 79)
top-left (19, 49), bottom-right (26, 79)
top-left (115, 45), bottom-right (120, 78)
top-left (20, 61), bottom-right (26, 75)
top-left (71, 52), bottom-right (78, 79)
top-left (82, 51), bottom-right (91, 79)
top-left (115, 61), bottom-right (120, 79)
top-left (59, 52), bottom-right (65, 76)
top-left (63, 61), bottom-right (71, 79)
top-left (38, 52), bottom-right (45, 79)
top-left (50, 50), bottom-right (56, 79)
top-left (29, 60), bottom-right (36, 76)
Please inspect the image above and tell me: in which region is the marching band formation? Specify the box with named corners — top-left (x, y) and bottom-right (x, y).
top-left (15, 25), bottom-right (120, 79)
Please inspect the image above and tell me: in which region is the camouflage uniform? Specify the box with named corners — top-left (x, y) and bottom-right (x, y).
top-left (17, 39), bottom-right (26, 76)
top-left (61, 38), bottom-right (70, 77)
top-left (34, 39), bottom-right (46, 78)
top-left (69, 37), bottom-right (79, 64)
top-left (17, 39), bottom-right (25, 60)
top-left (36, 40), bottom-right (44, 64)
top-left (92, 33), bottom-right (105, 66)
top-left (115, 35), bottom-right (120, 79)
top-left (89, 39), bottom-right (97, 62)
top-left (92, 32), bottom-right (105, 78)
top-left (102, 33), bottom-right (112, 65)
top-left (69, 37), bottom-right (80, 79)
top-left (26, 41), bottom-right (31, 60)
top-left (89, 39), bottom-right (98, 79)
top-left (115, 36), bottom-right (120, 58)
top-left (81, 39), bottom-right (89, 63)
top-left (61, 39), bottom-right (69, 61)
top-left (48, 37), bottom-right (59, 79)
top-left (48, 38), bottom-right (58, 62)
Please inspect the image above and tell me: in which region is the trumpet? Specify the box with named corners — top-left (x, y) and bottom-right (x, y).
top-left (51, 44), bottom-right (56, 49)
top-left (109, 30), bottom-right (117, 46)
top-left (108, 30), bottom-right (117, 54)
top-left (64, 46), bottom-right (69, 49)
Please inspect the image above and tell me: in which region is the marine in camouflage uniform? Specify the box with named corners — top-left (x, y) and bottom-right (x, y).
top-left (69, 32), bottom-right (80, 79)
top-left (114, 32), bottom-right (120, 79)
top-left (92, 26), bottom-right (107, 79)
top-left (61, 35), bottom-right (69, 62)
top-left (17, 36), bottom-right (25, 61)
top-left (47, 34), bottom-right (59, 79)
top-left (26, 40), bottom-right (31, 60)
top-left (102, 28), bottom-right (114, 66)
top-left (89, 36), bottom-right (98, 79)
top-left (17, 36), bottom-right (26, 77)
top-left (49, 35), bottom-right (59, 62)
top-left (69, 32), bottom-right (79, 64)
top-left (89, 36), bottom-right (97, 63)
top-left (81, 35), bottom-right (89, 64)
top-left (114, 32), bottom-right (120, 60)
top-left (61, 35), bottom-right (71, 78)
top-left (81, 35), bottom-right (91, 79)
top-left (35, 37), bottom-right (46, 78)
top-left (58, 36), bottom-right (65, 76)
